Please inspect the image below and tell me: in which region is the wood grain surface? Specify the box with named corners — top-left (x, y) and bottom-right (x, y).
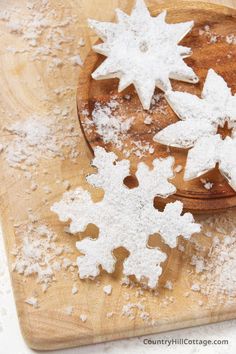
top-left (0, 0), bottom-right (236, 351)
top-left (77, 1), bottom-right (236, 213)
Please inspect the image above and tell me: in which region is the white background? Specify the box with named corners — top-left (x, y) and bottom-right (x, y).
top-left (1, 227), bottom-right (236, 354)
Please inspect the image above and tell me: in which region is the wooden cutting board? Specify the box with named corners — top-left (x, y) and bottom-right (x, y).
top-left (0, 0), bottom-right (236, 351)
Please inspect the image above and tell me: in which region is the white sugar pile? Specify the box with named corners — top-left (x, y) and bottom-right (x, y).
top-left (4, 114), bottom-right (80, 169)
top-left (192, 211), bottom-right (236, 301)
top-left (84, 97), bottom-right (158, 158)
top-left (201, 236), bottom-right (236, 298)
top-left (12, 223), bottom-right (70, 291)
top-left (0, 2), bottom-right (84, 65)
top-left (91, 100), bottom-right (134, 148)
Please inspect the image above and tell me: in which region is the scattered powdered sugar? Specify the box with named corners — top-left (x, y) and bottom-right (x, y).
top-left (144, 116), bottom-right (152, 125)
top-left (191, 283), bottom-right (201, 292)
top-left (106, 311), bottom-right (114, 318)
top-left (164, 280), bottom-right (173, 290)
top-left (121, 302), bottom-right (151, 322)
top-left (103, 284), bottom-right (112, 295)
top-left (199, 24), bottom-right (236, 45)
top-left (226, 34), bottom-right (236, 45)
top-left (122, 302), bottom-right (145, 318)
top-left (191, 211), bottom-right (236, 302)
top-left (198, 236), bottom-right (236, 300)
top-left (200, 178), bottom-right (214, 190)
top-left (71, 285), bottom-right (78, 295)
top-left (25, 297), bottom-right (39, 308)
top-left (0, 1), bottom-right (85, 65)
top-left (0, 10), bottom-right (10, 21)
top-left (79, 314), bottom-right (87, 322)
top-left (11, 223), bottom-right (72, 291)
top-left (69, 55), bottom-right (83, 66)
top-left (90, 100), bottom-right (134, 148)
top-left (51, 146), bottom-right (200, 288)
top-left (207, 237), bottom-right (236, 297)
top-left (123, 140), bottom-right (155, 159)
top-left (4, 114), bottom-right (80, 169)
top-left (191, 255), bottom-right (205, 273)
top-left (83, 95), bottom-right (166, 159)
top-left (174, 165), bottom-right (183, 173)
top-left (65, 306), bottom-right (73, 316)
top-left (201, 209), bottom-right (236, 237)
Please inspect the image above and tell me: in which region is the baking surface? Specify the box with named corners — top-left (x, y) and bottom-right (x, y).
top-left (0, 0), bottom-right (236, 351)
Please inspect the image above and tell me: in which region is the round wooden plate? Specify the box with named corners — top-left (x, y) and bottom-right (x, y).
top-left (77, 1), bottom-right (236, 213)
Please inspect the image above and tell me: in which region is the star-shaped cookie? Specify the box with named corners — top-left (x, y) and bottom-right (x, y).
top-left (89, 0), bottom-right (198, 109)
top-left (154, 69), bottom-right (236, 190)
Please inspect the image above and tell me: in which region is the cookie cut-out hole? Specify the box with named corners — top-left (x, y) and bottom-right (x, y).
top-left (123, 175), bottom-right (139, 189)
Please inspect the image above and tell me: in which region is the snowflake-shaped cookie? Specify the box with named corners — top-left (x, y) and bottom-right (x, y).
top-left (51, 147), bottom-right (200, 288)
top-left (154, 69), bottom-right (236, 190)
top-left (89, 0), bottom-right (198, 110)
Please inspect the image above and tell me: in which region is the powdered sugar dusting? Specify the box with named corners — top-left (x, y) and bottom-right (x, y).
top-left (91, 100), bottom-right (134, 148)
top-left (199, 24), bottom-right (236, 45)
top-left (191, 211), bottom-right (236, 303)
top-left (0, 1), bottom-right (85, 65)
top-left (83, 94), bottom-right (168, 159)
top-left (12, 223), bottom-right (73, 290)
top-left (3, 115), bottom-right (80, 169)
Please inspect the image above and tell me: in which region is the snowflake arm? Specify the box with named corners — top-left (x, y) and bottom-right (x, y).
top-left (87, 146), bottom-right (130, 190)
top-left (51, 188), bottom-right (95, 234)
top-left (123, 248), bottom-right (167, 289)
top-left (136, 157), bottom-right (176, 198)
top-left (219, 137), bottom-right (236, 190)
top-left (165, 91), bottom-right (211, 122)
top-left (89, 0), bottom-right (198, 109)
top-left (165, 69), bottom-right (236, 125)
top-left (154, 119), bottom-right (217, 148)
top-left (202, 69), bottom-right (232, 104)
top-left (76, 232), bottom-right (117, 278)
top-left (184, 135), bottom-right (236, 190)
top-left (156, 201), bottom-right (201, 248)
top-left (51, 147), bottom-right (200, 288)
top-left (184, 135), bottom-right (221, 181)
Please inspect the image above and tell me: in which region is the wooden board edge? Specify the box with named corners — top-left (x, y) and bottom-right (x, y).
top-left (21, 309), bottom-right (236, 350)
